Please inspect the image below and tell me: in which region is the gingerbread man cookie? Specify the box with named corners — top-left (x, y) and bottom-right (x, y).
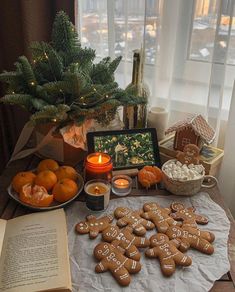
top-left (114, 207), bottom-right (155, 236)
top-left (181, 225), bottom-right (215, 243)
top-left (165, 225), bottom-right (214, 255)
top-left (94, 242), bottom-right (141, 286)
top-left (145, 233), bottom-right (192, 276)
top-left (102, 225), bottom-right (150, 261)
top-left (76, 214), bottom-right (113, 239)
top-left (170, 202), bottom-right (208, 228)
top-left (141, 202), bottom-right (180, 233)
top-left (176, 144), bottom-right (200, 165)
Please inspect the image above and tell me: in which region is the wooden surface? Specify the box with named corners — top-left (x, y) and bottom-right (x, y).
top-left (0, 155), bottom-right (235, 291)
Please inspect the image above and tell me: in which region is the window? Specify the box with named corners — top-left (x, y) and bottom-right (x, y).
top-left (189, 0), bottom-right (235, 65)
top-left (75, 0), bottom-right (235, 120)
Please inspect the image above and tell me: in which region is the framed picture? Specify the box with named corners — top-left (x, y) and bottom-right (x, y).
top-left (87, 128), bottom-right (161, 170)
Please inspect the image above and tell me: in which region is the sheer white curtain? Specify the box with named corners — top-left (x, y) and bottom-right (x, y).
top-left (76, 0), bottom-right (235, 214)
top-left (219, 81), bottom-right (235, 216)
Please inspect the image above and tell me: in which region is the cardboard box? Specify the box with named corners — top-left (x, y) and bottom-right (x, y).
top-left (159, 135), bottom-right (224, 176)
top-left (35, 123), bottom-right (87, 166)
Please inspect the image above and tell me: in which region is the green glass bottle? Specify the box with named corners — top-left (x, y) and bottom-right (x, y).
top-left (123, 49), bottom-right (149, 129)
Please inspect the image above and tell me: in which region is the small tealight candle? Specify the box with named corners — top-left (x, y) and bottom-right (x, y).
top-left (85, 179), bottom-right (111, 211)
top-left (111, 175), bottom-right (132, 196)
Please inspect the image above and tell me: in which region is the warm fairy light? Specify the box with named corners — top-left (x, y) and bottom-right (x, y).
top-left (98, 154), bottom-right (102, 163)
top-left (30, 82), bottom-right (35, 86)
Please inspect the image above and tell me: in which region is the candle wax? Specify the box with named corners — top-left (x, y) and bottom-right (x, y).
top-left (86, 183), bottom-right (108, 195)
top-left (87, 154), bottom-right (110, 164)
top-left (114, 178), bottom-right (129, 188)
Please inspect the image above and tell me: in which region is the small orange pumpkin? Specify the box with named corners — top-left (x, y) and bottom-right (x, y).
top-left (138, 166), bottom-right (162, 188)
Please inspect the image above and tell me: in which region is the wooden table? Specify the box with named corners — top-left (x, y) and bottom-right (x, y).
top-left (0, 155), bottom-right (235, 291)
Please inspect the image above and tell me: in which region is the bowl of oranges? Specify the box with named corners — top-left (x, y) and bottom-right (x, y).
top-left (8, 159), bottom-right (84, 210)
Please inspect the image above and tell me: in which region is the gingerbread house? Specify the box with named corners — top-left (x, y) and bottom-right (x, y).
top-left (165, 114), bottom-right (215, 151)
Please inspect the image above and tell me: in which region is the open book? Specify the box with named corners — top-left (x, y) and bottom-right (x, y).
top-left (0, 209), bottom-right (71, 292)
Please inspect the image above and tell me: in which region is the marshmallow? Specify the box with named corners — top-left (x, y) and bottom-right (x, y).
top-left (163, 160), bottom-right (204, 181)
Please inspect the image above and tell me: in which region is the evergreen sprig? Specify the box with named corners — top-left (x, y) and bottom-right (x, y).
top-left (0, 10), bottom-right (145, 126)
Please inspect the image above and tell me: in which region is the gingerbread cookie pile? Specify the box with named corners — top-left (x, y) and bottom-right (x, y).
top-left (75, 202), bottom-right (215, 286)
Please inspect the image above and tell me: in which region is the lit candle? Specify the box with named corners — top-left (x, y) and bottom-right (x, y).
top-left (85, 180), bottom-right (111, 211)
top-left (111, 175), bottom-right (132, 196)
top-left (114, 179), bottom-right (129, 188)
top-left (85, 153), bottom-right (113, 182)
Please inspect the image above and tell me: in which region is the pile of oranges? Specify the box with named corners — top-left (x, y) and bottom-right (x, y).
top-left (11, 159), bottom-right (79, 207)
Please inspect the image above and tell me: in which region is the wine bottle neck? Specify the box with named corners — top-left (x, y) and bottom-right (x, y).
top-left (131, 52), bottom-right (142, 85)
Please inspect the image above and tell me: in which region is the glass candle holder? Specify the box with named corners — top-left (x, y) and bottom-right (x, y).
top-left (85, 152), bottom-right (113, 182)
top-left (111, 175), bottom-right (132, 196)
top-left (84, 179), bottom-right (111, 212)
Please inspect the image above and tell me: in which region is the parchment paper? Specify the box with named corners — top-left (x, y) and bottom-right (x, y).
top-left (65, 192), bottom-right (230, 292)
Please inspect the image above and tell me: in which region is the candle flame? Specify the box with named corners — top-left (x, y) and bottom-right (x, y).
top-left (98, 154), bottom-right (102, 163)
top-left (94, 186), bottom-right (101, 194)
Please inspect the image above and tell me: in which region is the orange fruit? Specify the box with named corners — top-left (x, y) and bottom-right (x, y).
top-left (138, 166), bottom-right (162, 188)
top-left (54, 166), bottom-right (78, 181)
top-left (12, 171), bottom-right (36, 193)
top-left (20, 183), bottom-right (54, 207)
top-left (37, 159), bottom-right (59, 173)
top-left (52, 178), bottom-right (78, 203)
top-left (143, 166), bottom-right (162, 182)
top-left (34, 170), bottom-right (57, 191)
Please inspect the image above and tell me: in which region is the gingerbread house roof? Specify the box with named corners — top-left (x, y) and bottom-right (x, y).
top-left (165, 114), bottom-right (216, 144)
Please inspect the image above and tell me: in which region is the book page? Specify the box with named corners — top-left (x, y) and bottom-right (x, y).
top-left (0, 219), bottom-right (7, 257)
top-left (0, 209), bottom-right (71, 292)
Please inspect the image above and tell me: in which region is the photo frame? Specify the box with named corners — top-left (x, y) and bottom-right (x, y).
top-left (87, 128), bottom-right (161, 170)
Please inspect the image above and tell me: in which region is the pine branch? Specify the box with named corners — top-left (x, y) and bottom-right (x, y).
top-left (30, 104), bottom-right (70, 124)
top-left (61, 46), bottom-right (95, 68)
top-left (31, 98), bottom-right (49, 110)
top-left (51, 11), bottom-right (79, 53)
top-left (17, 56), bottom-right (37, 87)
top-left (31, 42), bottom-right (63, 81)
top-left (0, 94), bottom-right (33, 110)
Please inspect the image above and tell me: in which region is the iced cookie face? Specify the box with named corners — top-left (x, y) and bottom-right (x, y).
top-left (143, 202), bottom-right (161, 211)
top-left (94, 242), bottom-right (142, 286)
top-left (76, 221), bottom-right (90, 233)
top-left (75, 214), bottom-right (114, 239)
top-left (102, 225), bottom-right (150, 261)
top-left (114, 207), bottom-right (155, 236)
top-left (142, 202), bottom-right (178, 233)
top-left (94, 243), bottom-right (112, 260)
top-left (167, 226), bottom-right (183, 238)
top-left (102, 225), bottom-right (119, 241)
top-left (145, 233), bottom-right (192, 276)
top-left (170, 202), bottom-right (208, 228)
top-left (150, 233), bottom-right (170, 246)
top-left (115, 207), bottom-right (130, 217)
